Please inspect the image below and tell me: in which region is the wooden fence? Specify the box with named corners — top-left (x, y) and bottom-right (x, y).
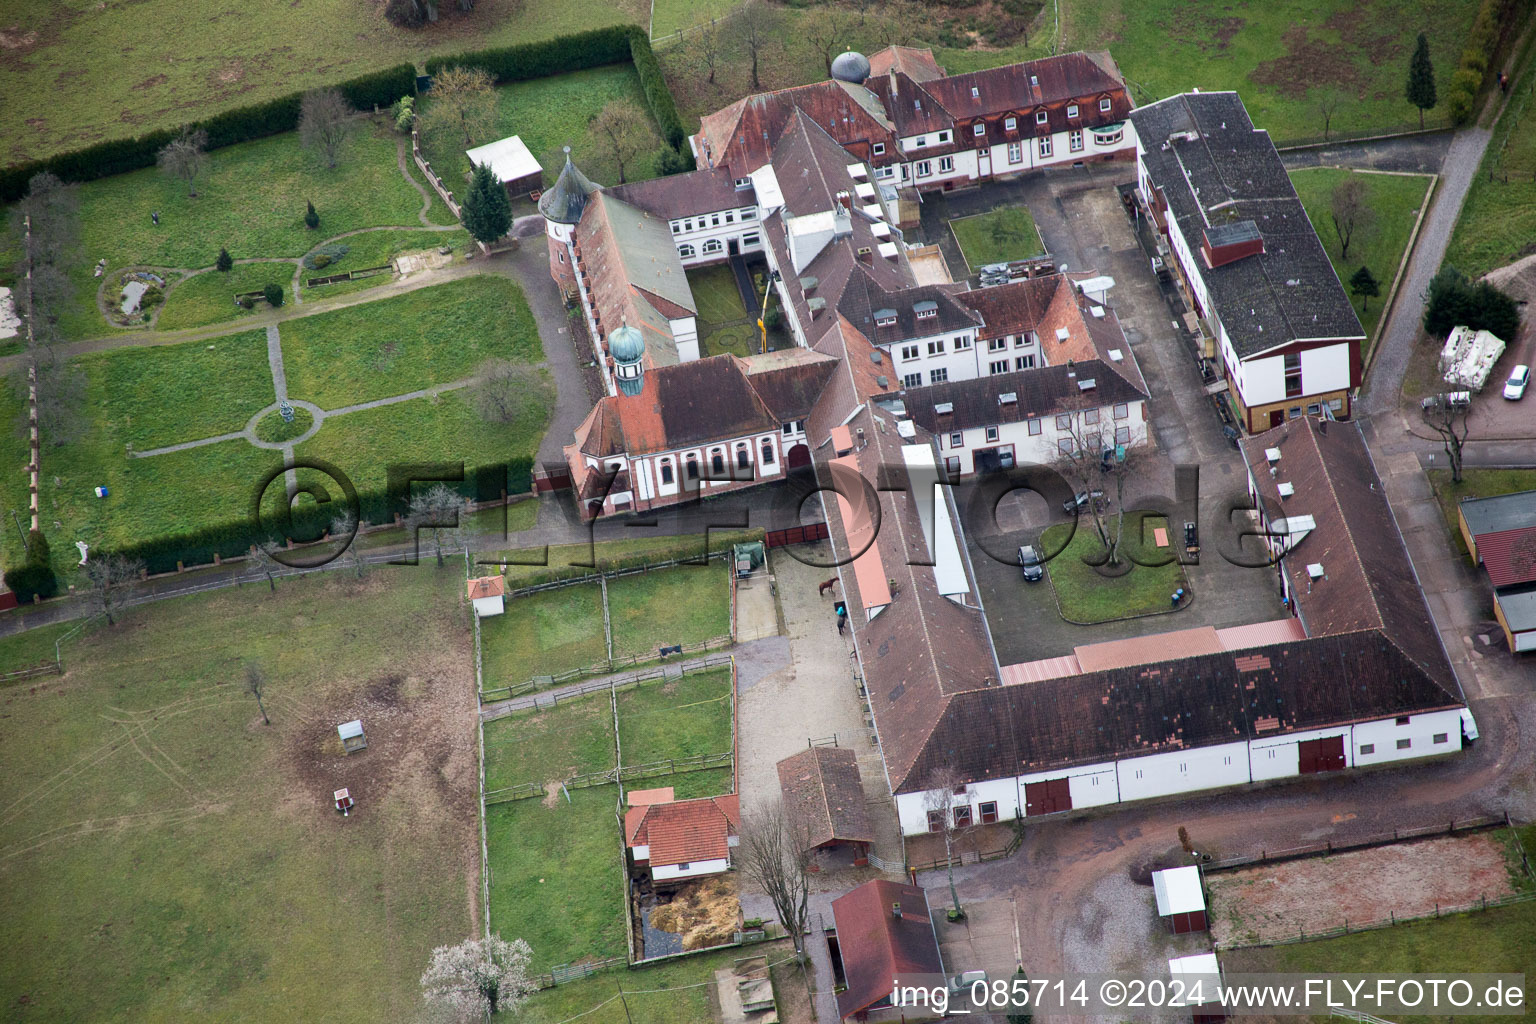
top-left (1201, 814), bottom-right (1510, 873)
top-left (479, 644), bottom-right (734, 706)
top-left (306, 264), bottom-right (392, 287)
top-left (1214, 889), bottom-right (1536, 951)
top-left (483, 750), bottom-right (733, 805)
top-left (0, 659), bottom-right (61, 685)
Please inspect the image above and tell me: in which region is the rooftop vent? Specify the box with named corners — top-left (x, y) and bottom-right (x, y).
top-left (1265, 447), bottom-right (1281, 463)
top-left (1056, 327), bottom-right (1071, 341)
top-left (1306, 562), bottom-right (1325, 580)
top-left (1108, 348), bottom-right (1124, 362)
top-left (934, 402), bottom-right (954, 415)
top-left (1278, 481), bottom-right (1295, 498)
top-left (1077, 378), bottom-right (1097, 391)
top-left (998, 391), bottom-right (1018, 405)
top-left (1090, 305), bottom-right (1105, 318)
top-left (877, 375), bottom-right (890, 388)
top-left (800, 275), bottom-right (819, 291)
top-left (870, 350), bottom-right (883, 364)
top-left (896, 419), bottom-right (916, 439)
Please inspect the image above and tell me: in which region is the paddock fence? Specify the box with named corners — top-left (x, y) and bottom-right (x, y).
top-left (1201, 814), bottom-right (1512, 873)
top-left (479, 645), bottom-right (734, 707)
top-left (1214, 889), bottom-right (1536, 951)
top-left (483, 750), bottom-right (734, 806)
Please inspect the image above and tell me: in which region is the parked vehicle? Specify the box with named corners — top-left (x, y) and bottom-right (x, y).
top-left (1062, 489), bottom-right (1106, 514)
top-left (948, 971), bottom-right (988, 998)
top-left (1421, 391), bottom-right (1473, 410)
top-left (1221, 425), bottom-right (1241, 449)
top-left (1503, 364), bottom-right (1530, 400)
top-left (1460, 708), bottom-right (1479, 744)
top-left (1018, 544), bottom-right (1044, 582)
top-left (1184, 521), bottom-right (1199, 554)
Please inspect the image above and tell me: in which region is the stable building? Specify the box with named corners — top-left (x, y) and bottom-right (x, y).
top-left (464, 135), bottom-right (543, 200)
top-left (625, 790), bottom-right (740, 885)
top-left (1152, 866), bottom-right (1208, 934)
top-left (830, 879), bottom-right (945, 1021)
top-left (1129, 92), bottom-right (1365, 431)
top-left (777, 746), bottom-right (876, 867)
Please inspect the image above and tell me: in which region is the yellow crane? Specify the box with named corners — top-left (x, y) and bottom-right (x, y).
top-left (756, 269), bottom-right (781, 354)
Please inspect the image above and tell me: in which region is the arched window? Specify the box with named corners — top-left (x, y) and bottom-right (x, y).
top-left (711, 451), bottom-right (725, 476)
top-left (761, 441), bottom-right (775, 464)
top-left (685, 455), bottom-right (699, 480)
top-left (703, 238), bottom-right (723, 254)
top-left (736, 447), bottom-right (750, 469)
top-left (677, 244), bottom-right (696, 259)
top-left (660, 460), bottom-right (674, 485)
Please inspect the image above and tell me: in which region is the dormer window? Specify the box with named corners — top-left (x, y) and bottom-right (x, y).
top-left (1067, 103), bottom-right (1079, 118)
top-left (1100, 97), bottom-right (1112, 112)
top-left (1035, 110), bottom-right (1048, 125)
top-left (1005, 116), bottom-right (1017, 131)
top-left (937, 130), bottom-right (951, 143)
top-left (735, 176), bottom-right (751, 189)
top-left (872, 142), bottom-right (885, 155)
top-left (917, 308), bottom-right (936, 320)
top-left (971, 86), bottom-right (979, 98)
top-left (973, 123), bottom-right (985, 136)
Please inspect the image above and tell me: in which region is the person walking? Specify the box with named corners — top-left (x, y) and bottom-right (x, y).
top-left (151, 211), bottom-right (159, 226)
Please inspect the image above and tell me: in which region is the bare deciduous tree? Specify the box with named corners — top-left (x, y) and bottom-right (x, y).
top-left (1314, 86), bottom-right (1345, 141)
top-left (736, 799), bottom-right (814, 955)
top-left (299, 88), bottom-right (356, 169)
top-left (738, 1), bottom-right (782, 93)
top-left (420, 66), bottom-right (497, 148)
top-left (589, 99), bottom-right (652, 185)
top-left (922, 764), bottom-right (967, 921)
top-left (83, 553), bottom-right (144, 625)
top-left (245, 540), bottom-right (285, 592)
top-left (1051, 414), bottom-right (1151, 566)
top-left (1420, 393), bottom-right (1472, 483)
top-left (420, 934), bottom-right (535, 1021)
top-left (408, 483), bottom-right (467, 567)
top-left (1329, 176), bottom-right (1372, 262)
top-left (802, 5), bottom-right (853, 76)
top-left (693, 16), bottom-right (725, 86)
top-left (876, 0), bottom-right (930, 47)
top-left (244, 662), bottom-right (271, 725)
top-left (330, 510), bottom-right (368, 578)
top-left (157, 127), bottom-right (209, 197)
top-left (471, 359), bottom-right (552, 425)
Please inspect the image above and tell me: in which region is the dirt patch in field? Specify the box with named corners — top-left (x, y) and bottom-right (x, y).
top-left (1250, 7), bottom-right (1398, 98)
top-left (133, 73), bottom-right (167, 91)
top-left (1208, 832), bottom-right (1518, 945)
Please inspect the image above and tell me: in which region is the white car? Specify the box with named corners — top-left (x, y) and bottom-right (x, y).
top-left (1504, 364), bottom-right (1530, 400)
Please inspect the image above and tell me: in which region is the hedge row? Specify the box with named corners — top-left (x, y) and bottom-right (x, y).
top-left (423, 24), bottom-right (692, 164)
top-left (1448, 0), bottom-right (1527, 123)
top-left (99, 458), bottom-right (531, 576)
top-left (0, 63), bottom-right (417, 203)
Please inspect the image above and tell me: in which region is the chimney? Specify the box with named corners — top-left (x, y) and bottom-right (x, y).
top-left (891, 902), bottom-right (902, 919)
top-left (836, 190), bottom-right (852, 211)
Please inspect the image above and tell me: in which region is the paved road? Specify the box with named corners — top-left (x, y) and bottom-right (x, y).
top-left (1278, 130), bottom-right (1455, 174)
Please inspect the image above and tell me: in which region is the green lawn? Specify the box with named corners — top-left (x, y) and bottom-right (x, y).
top-left (0, 379), bottom-right (36, 554)
top-left (607, 564), bottom-right (731, 659)
top-left (59, 123), bottom-right (432, 341)
top-left (1427, 469), bottom-right (1536, 558)
top-left (279, 276), bottom-right (543, 408)
top-left (0, 620), bottom-right (79, 676)
top-left (0, 0), bottom-right (637, 165)
top-left (482, 689), bottom-right (617, 792)
top-left (950, 206), bottom-right (1045, 270)
top-left (1446, 34), bottom-right (1536, 276)
top-left (1039, 510), bottom-right (1190, 623)
top-left (1220, 900), bottom-right (1536, 1024)
top-left (1289, 168), bottom-right (1432, 345)
top-left (617, 667), bottom-right (733, 766)
top-left (482, 530), bottom-right (763, 587)
top-left (155, 262), bottom-right (294, 331)
top-left (419, 64), bottom-right (666, 191)
top-left (689, 265), bottom-right (758, 358)
top-left (0, 566), bottom-right (476, 1023)
top-left (514, 942), bottom-right (797, 1024)
top-left (485, 786), bottom-right (628, 972)
top-left (480, 583), bottom-right (609, 689)
top-left (297, 228), bottom-right (471, 301)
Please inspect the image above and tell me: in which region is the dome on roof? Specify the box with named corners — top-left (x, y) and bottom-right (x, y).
top-left (537, 147), bottom-right (600, 225)
top-left (609, 325), bottom-right (645, 363)
top-left (830, 51), bottom-right (871, 84)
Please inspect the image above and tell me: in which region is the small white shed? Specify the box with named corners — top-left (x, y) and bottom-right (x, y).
top-left (1168, 953), bottom-right (1222, 1009)
top-left (464, 136), bottom-right (544, 198)
top-left (467, 575), bottom-right (507, 617)
top-left (1152, 865), bottom-right (1207, 933)
top-left (337, 719), bottom-right (366, 754)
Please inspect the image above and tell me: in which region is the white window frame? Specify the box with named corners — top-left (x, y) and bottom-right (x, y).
top-left (954, 335), bottom-right (972, 350)
top-left (1039, 136), bottom-right (1052, 158)
top-left (939, 155), bottom-right (954, 173)
top-left (916, 160), bottom-right (932, 177)
top-left (872, 142), bottom-right (886, 155)
top-left (985, 426), bottom-right (999, 443)
top-left (1008, 142), bottom-right (1021, 164)
top-left (1035, 110), bottom-right (1048, 125)
top-left (702, 238), bottom-right (722, 254)
top-left (1005, 116), bottom-right (1017, 131)
top-left (937, 130), bottom-right (951, 143)
top-left (929, 367), bottom-right (948, 384)
top-left (900, 344), bottom-right (919, 361)
top-left (677, 243), bottom-right (695, 259)
top-left (1067, 103), bottom-right (1079, 119)
top-left (927, 339), bottom-right (945, 356)
top-left (903, 372), bottom-right (922, 388)
top-left (973, 123), bottom-right (986, 137)
top-left (1070, 129), bottom-right (1084, 152)
top-left (990, 360), bottom-right (1009, 375)
top-left (1100, 97), bottom-right (1112, 112)
top-left (949, 432), bottom-right (964, 448)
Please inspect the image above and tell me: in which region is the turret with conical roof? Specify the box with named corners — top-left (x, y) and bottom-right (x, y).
top-left (610, 325), bottom-right (646, 397)
top-left (538, 146), bottom-right (600, 225)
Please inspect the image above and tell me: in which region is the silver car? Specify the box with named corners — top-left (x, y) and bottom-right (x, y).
top-left (1503, 364), bottom-right (1530, 400)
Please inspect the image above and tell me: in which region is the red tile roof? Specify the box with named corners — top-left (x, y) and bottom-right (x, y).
top-left (831, 880), bottom-right (942, 1019)
top-left (625, 794), bottom-right (740, 867)
top-left (466, 576), bottom-right (506, 600)
top-left (777, 746), bottom-right (874, 849)
top-left (1475, 527), bottom-right (1536, 588)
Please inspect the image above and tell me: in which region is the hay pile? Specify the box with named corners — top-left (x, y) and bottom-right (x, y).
top-left (648, 875), bottom-right (740, 950)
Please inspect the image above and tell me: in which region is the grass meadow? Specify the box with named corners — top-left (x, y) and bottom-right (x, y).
top-left (0, 566), bottom-right (478, 1023)
top-left (606, 563), bottom-right (731, 659)
top-left (1289, 168), bottom-right (1433, 344)
top-left (479, 583), bottom-right (610, 688)
top-left (1446, 34), bottom-right (1536, 277)
top-left (0, 0), bottom-right (644, 165)
top-left (616, 667), bottom-right (733, 766)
